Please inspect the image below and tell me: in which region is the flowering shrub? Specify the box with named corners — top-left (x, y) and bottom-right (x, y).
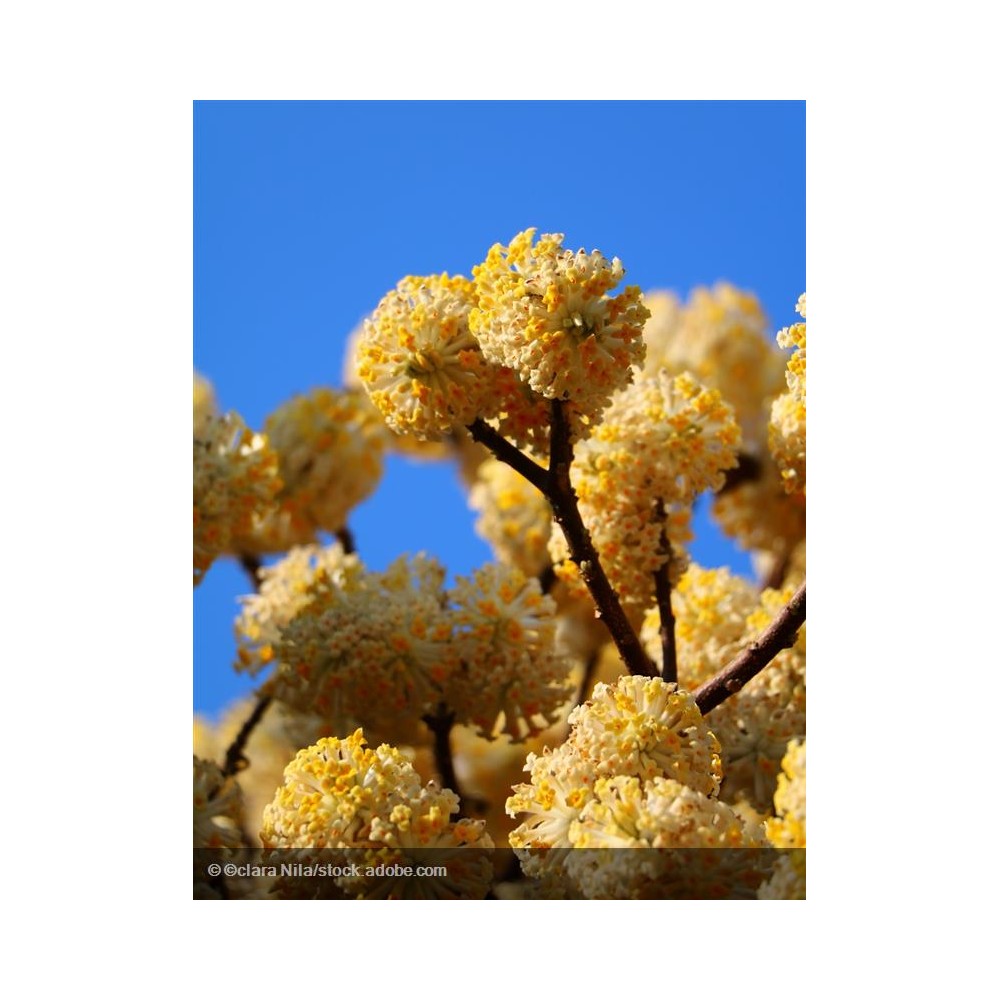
top-left (194, 231), bottom-right (806, 899)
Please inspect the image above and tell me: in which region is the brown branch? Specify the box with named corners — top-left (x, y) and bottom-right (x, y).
top-left (238, 552), bottom-right (263, 590)
top-left (762, 549), bottom-right (791, 592)
top-left (423, 705), bottom-right (467, 817)
top-left (222, 695), bottom-right (273, 778)
top-left (652, 502), bottom-right (678, 684)
top-left (694, 581), bottom-right (806, 714)
top-left (545, 401), bottom-right (657, 678)
top-left (719, 452), bottom-right (763, 495)
top-left (468, 418), bottom-right (549, 494)
top-left (537, 562), bottom-right (557, 594)
top-left (574, 649), bottom-right (601, 708)
top-left (335, 525), bottom-right (356, 554)
top-left (468, 407), bottom-right (655, 678)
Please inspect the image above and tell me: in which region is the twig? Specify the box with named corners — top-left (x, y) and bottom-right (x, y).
top-left (652, 502), bottom-right (678, 684)
top-left (468, 419), bottom-right (549, 493)
top-left (718, 452), bottom-right (762, 494)
top-left (694, 581), bottom-right (806, 714)
top-left (575, 649), bottom-right (601, 708)
top-left (762, 549), bottom-right (791, 592)
top-left (467, 407), bottom-right (656, 678)
top-left (545, 401), bottom-right (657, 678)
top-left (238, 552), bottom-right (263, 590)
top-left (221, 695), bottom-right (273, 777)
top-left (335, 526), bottom-right (356, 554)
top-left (423, 706), bottom-right (467, 817)
top-left (537, 563), bottom-right (557, 594)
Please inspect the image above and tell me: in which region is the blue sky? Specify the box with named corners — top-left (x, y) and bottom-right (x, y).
top-left (194, 100), bottom-right (805, 716)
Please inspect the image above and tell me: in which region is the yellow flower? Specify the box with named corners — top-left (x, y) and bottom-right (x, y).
top-left (469, 458), bottom-right (553, 577)
top-left (642, 283), bottom-right (786, 450)
top-left (359, 273), bottom-right (496, 439)
top-left (262, 731), bottom-right (493, 899)
top-left (235, 542), bottom-right (363, 677)
top-left (712, 454), bottom-right (806, 563)
top-left (568, 776), bottom-right (768, 898)
top-left (445, 565), bottom-right (572, 741)
top-left (193, 412), bottom-right (281, 586)
top-left (242, 387), bottom-right (386, 551)
top-left (193, 371), bottom-right (218, 434)
top-left (766, 738), bottom-right (806, 849)
top-left (270, 555), bottom-right (457, 738)
top-left (759, 738), bottom-right (806, 898)
top-left (710, 585), bottom-right (806, 810)
top-left (470, 229), bottom-right (648, 433)
top-left (567, 676), bottom-right (722, 795)
top-left (769, 293), bottom-right (806, 494)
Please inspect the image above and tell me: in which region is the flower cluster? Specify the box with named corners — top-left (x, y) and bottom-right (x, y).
top-left (193, 370), bottom-right (218, 433)
top-left (470, 229), bottom-right (648, 431)
top-left (712, 453), bottom-right (807, 563)
top-left (758, 738), bottom-right (806, 899)
top-left (269, 554), bottom-right (455, 739)
top-left (238, 387), bottom-right (386, 551)
top-left (766, 738), bottom-right (806, 849)
top-left (235, 542), bottom-right (363, 676)
top-left (469, 457), bottom-right (553, 577)
top-left (445, 565), bottom-right (572, 740)
top-left (506, 676), bottom-right (766, 897)
top-left (356, 232), bottom-right (649, 450)
top-left (549, 371), bottom-right (740, 611)
top-left (261, 730), bottom-right (493, 899)
top-left (568, 776), bottom-right (769, 898)
top-left (193, 411), bottom-right (280, 586)
top-left (566, 675), bottom-right (722, 792)
top-left (642, 284), bottom-right (786, 450)
top-left (239, 547), bottom-right (571, 744)
top-left (769, 293), bottom-right (807, 494)
top-left (358, 273), bottom-right (494, 439)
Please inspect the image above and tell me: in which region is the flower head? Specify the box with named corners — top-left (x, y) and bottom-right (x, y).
top-left (262, 730), bottom-right (493, 899)
top-left (642, 284), bottom-right (786, 450)
top-left (445, 565), bottom-right (572, 740)
top-left (261, 730), bottom-right (422, 849)
top-left (766, 738), bottom-right (806, 849)
top-left (758, 738), bottom-right (806, 899)
top-left (769, 293), bottom-right (806, 494)
top-left (578, 371), bottom-right (742, 506)
top-left (242, 388), bottom-right (386, 550)
top-left (469, 460), bottom-right (553, 578)
top-left (506, 743), bottom-right (597, 850)
top-left (567, 676), bottom-right (722, 794)
top-left (712, 454), bottom-right (806, 561)
top-left (470, 229), bottom-right (648, 431)
top-left (193, 412), bottom-right (281, 586)
top-left (194, 371), bottom-right (218, 434)
top-left (270, 555), bottom-right (457, 737)
top-left (235, 542), bottom-right (362, 676)
top-left (359, 273), bottom-right (495, 439)
top-left (567, 776), bottom-right (768, 898)
top-left (548, 371), bottom-right (737, 613)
